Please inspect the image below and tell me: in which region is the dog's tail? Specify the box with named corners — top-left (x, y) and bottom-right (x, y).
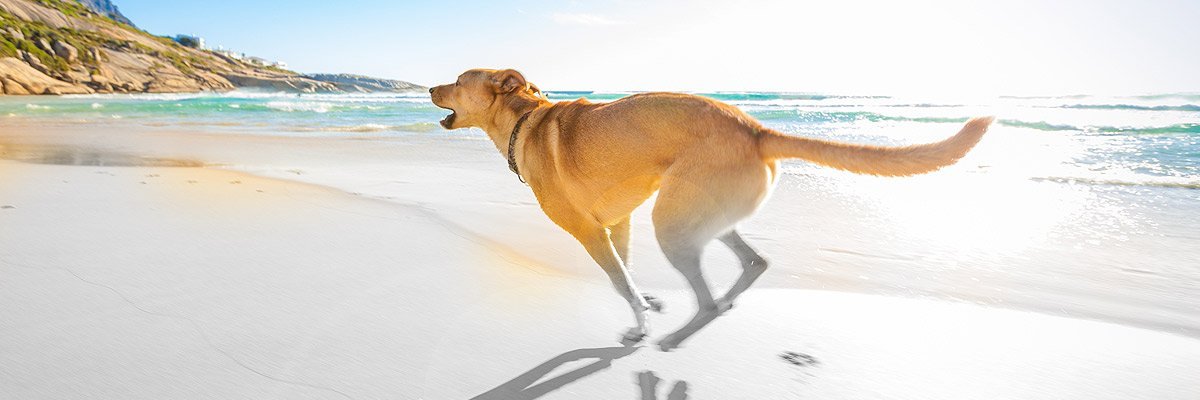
top-left (757, 116), bottom-right (994, 177)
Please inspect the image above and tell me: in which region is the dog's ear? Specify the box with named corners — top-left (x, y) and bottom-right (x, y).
top-left (492, 69), bottom-right (527, 94)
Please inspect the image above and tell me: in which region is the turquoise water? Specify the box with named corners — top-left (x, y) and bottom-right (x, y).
top-left (2, 91), bottom-right (1198, 188)
top-left (2, 90), bottom-right (1198, 336)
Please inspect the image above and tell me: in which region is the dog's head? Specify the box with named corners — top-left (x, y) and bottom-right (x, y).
top-left (430, 69), bottom-right (542, 130)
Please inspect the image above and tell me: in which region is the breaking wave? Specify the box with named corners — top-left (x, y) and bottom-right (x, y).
top-left (1057, 104), bottom-right (1200, 112)
top-left (294, 122), bottom-right (443, 133)
top-left (1032, 177), bottom-right (1200, 190)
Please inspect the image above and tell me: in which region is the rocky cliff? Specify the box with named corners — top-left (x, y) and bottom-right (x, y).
top-left (305, 73), bottom-right (424, 93)
top-left (75, 0), bottom-right (131, 26)
top-left (0, 0), bottom-right (346, 95)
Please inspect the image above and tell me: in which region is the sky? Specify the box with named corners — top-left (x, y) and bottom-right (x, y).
top-left (115, 0), bottom-right (1200, 95)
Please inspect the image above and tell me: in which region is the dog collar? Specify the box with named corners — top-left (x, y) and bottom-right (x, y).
top-left (507, 111), bottom-right (533, 184)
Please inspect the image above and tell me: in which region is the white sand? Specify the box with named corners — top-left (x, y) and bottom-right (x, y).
top-left (2, 126), bottom-right (1200, 399)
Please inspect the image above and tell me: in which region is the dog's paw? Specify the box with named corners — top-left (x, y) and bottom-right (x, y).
top-left (714, 298), bottom-right (734, 314)
top-left (620, 328), bottom-right (648, 346)
top-left (656, 335), bottom-right (680, 352)
top-left (643, 295), bottom-right (665, 313)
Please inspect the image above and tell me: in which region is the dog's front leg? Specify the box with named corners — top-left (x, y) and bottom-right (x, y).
top-left (574, 226), bottom-right (652, 345)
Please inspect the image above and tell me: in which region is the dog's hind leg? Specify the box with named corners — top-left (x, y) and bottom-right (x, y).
top-left (652, 206), bottom-right (722, 351)
top-left (716, 230), bottom-right (768, 311)
top-left (652, 157), bottom-right (773, 351)
top-left (650, 175), bottom-right (730, 351)
top-left (572, 224), bottom-right (653, 345)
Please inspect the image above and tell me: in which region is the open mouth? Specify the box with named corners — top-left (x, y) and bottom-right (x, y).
top-left (439, 110), bottom-right (456, 129)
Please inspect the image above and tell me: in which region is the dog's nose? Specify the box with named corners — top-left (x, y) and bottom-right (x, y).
top-left (429, 87), bottom-right (435, 94)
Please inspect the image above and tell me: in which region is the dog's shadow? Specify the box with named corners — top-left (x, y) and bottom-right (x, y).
top-left (638, 371), bottom-right (689, 400)
top-left (470, 346), bottom-right (689, 400)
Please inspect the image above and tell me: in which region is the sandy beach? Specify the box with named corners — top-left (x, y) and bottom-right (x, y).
top-left (3, 0), bottom-right (1199, 396)
top-left (2, 119), bottom-right (1199, 399)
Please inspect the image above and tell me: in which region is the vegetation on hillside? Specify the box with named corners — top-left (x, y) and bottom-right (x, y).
top-left (1, 0), bottom-right (295, 79)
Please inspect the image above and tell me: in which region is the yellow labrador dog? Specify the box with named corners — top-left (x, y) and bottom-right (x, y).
top-left (431, 68), bottom-right (993, 351)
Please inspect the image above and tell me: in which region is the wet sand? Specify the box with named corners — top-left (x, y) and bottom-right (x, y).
top-left (2, 124), bottom-right (1199, 399)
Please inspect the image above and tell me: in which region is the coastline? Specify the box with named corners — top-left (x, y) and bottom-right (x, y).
top-left (3, 120), bottom-right (1198, 339)
top-left (2, 0), bottom-right (426, 95)
top-left (2, 154), bottom-right (1199, 399)
top-left (4, 0), bottom-right (1199, 397)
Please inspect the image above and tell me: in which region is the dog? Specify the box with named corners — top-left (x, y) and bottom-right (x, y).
top-left (431, 68), bottom-right (993, 351)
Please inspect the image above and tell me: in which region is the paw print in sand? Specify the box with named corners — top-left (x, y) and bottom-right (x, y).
top-left (780, 351), bottom-right (819, 367)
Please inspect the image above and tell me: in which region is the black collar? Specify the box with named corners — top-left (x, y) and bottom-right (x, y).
top-left (507, 111), bottom-right (533, 184)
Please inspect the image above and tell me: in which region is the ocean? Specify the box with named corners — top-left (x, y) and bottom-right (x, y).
top-left (2, 91), bottom-right (1198, 336)
top-left (3, 90), bottom-right (1198, 188)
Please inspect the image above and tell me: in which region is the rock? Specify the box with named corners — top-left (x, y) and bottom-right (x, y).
top-left (2, 77), bottom-right (31, 95)
top-left (89, 71), bottom-right (110, 85)
top-left (36, 38), bottom-right (52, 54)
top-left (223, 73), bottom-right (340, 93)
top-left (146, 77), bottom-right (200, 93)
top-left (0, 0), bottom-right (84, 30)
top-left (52, 40), bottom-right (77, 62)
top-left (5, 27), bottom-right (23, 41)
top-left (18, 78), bottom-right (46, 93)
top-left (0, 57), bottom-right (92, 94)
top-left (304, 73), bottom-right (427, 93)
top-left (44, 85), bottom-right (71, 94)
top-left (75, 0), bottom-right (134, 26)
top-left (20, 50), bottom-right (48, 72)
top-left (64, 67), bottom-right (90, 83)
top-left (0, 0), bottom-right (415, 96)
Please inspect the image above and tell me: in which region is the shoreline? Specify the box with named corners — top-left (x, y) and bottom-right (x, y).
top-left (2, 159), bottom-right (1198, 399)
top-left (2, 121), bottom-right (1199, 339)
